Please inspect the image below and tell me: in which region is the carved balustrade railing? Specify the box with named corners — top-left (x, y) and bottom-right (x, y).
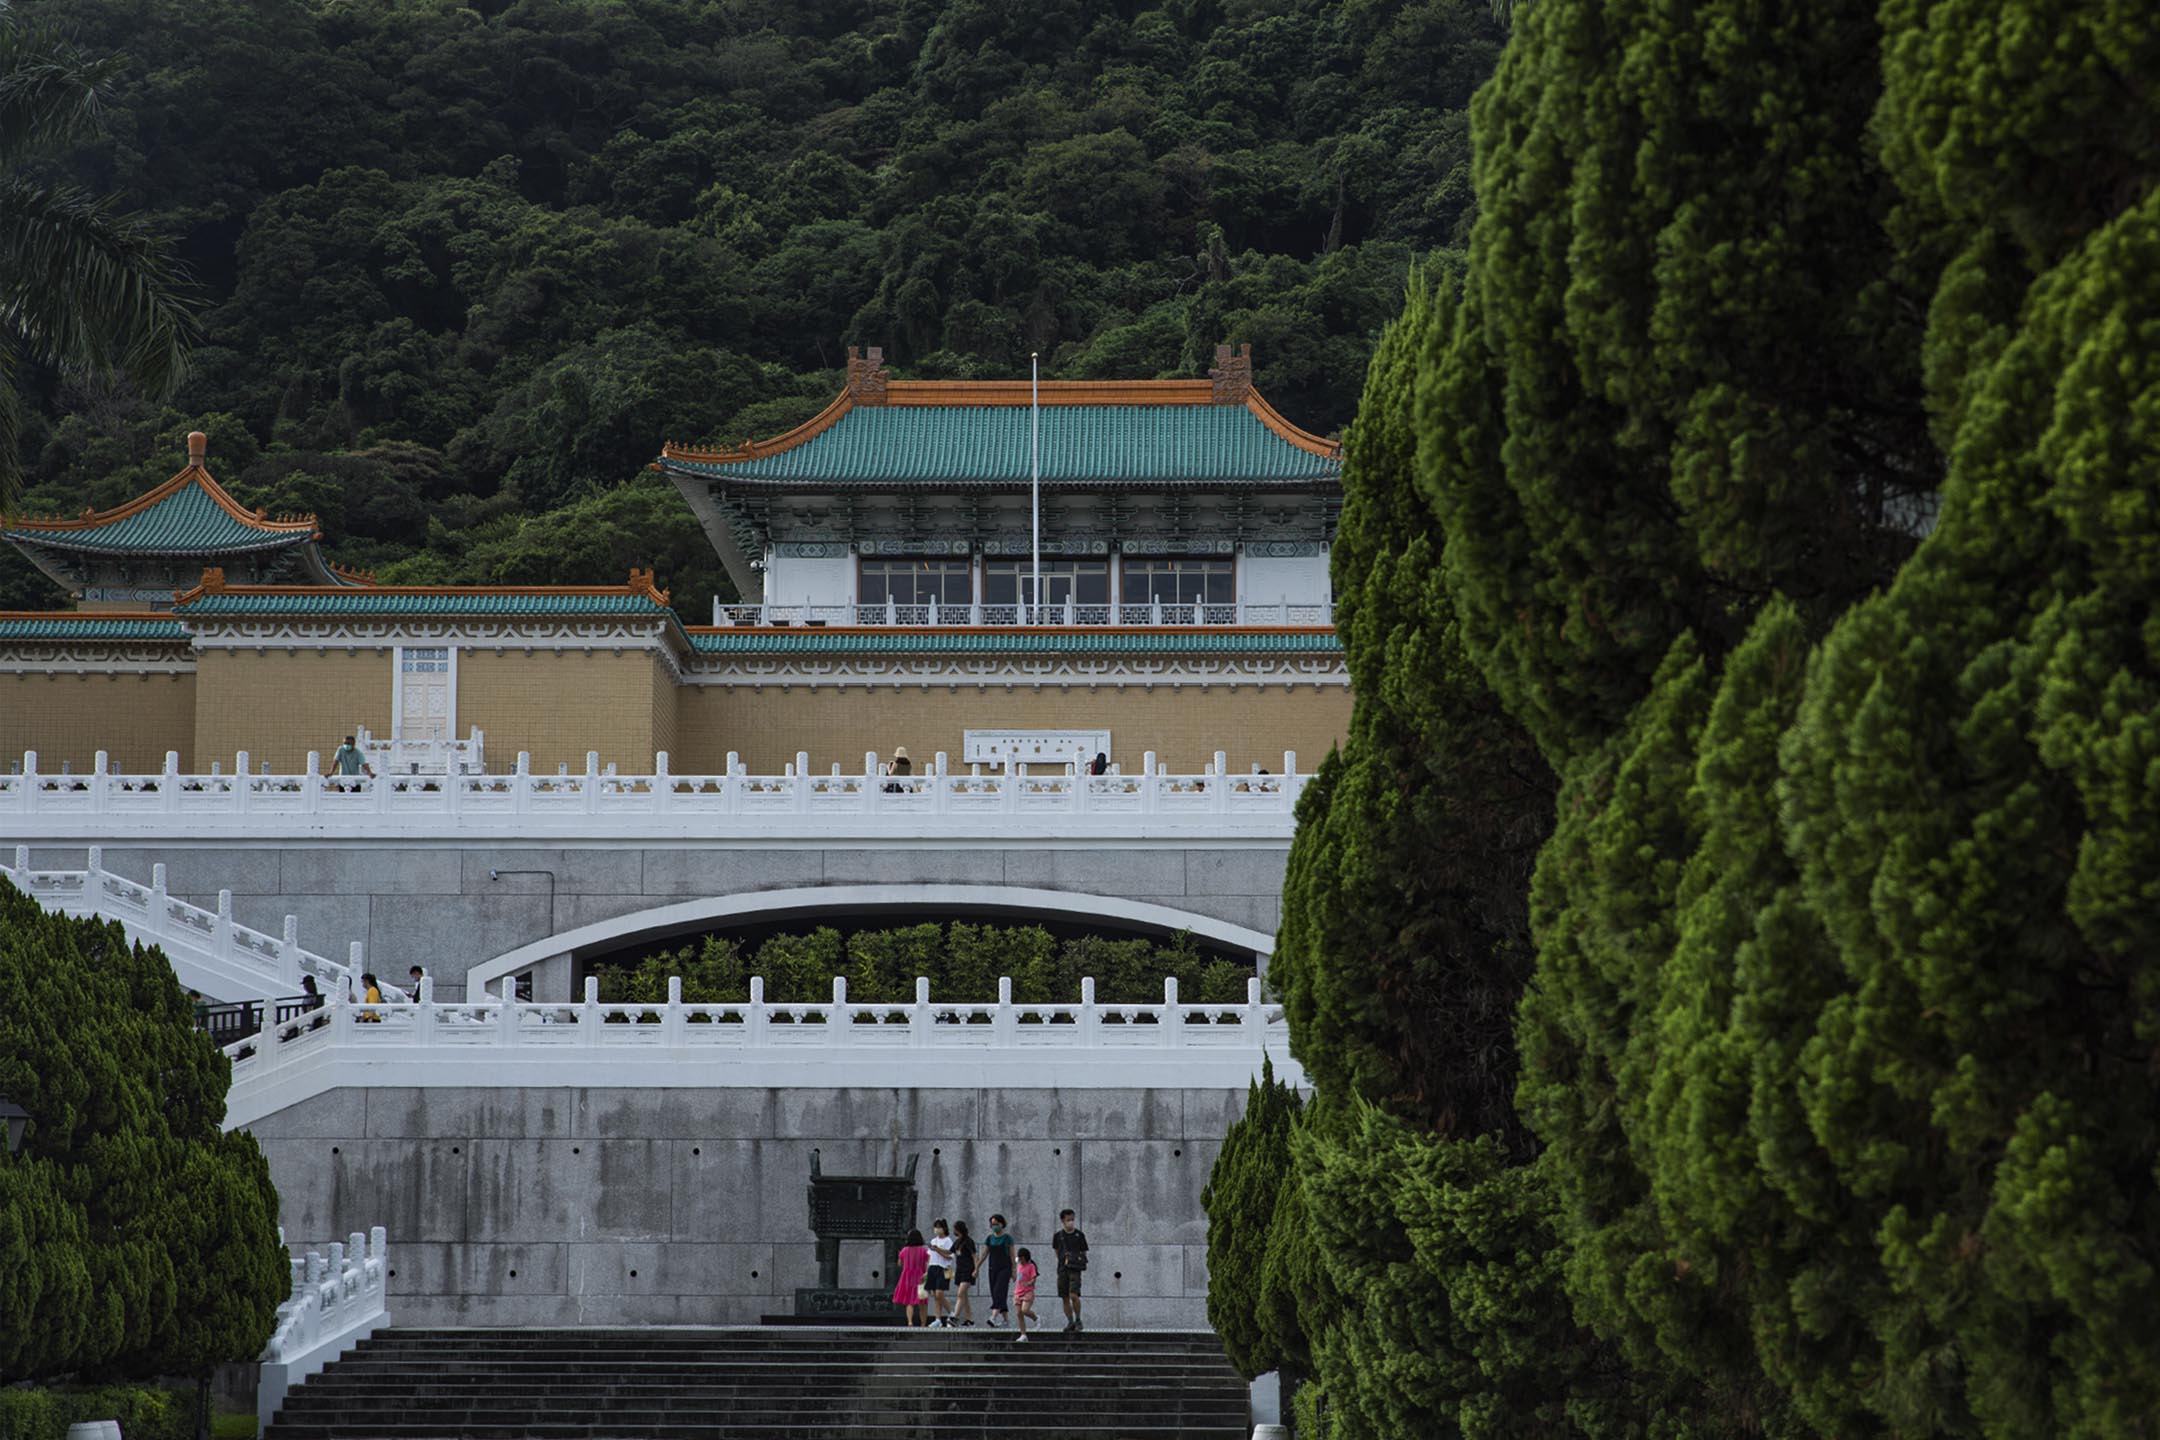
top-left (0, 748), bottom-right (1307, 838)
top-left (708, 599), bottom-right (1335, 627)
top-left (1, 846), bottom-right (358, 992)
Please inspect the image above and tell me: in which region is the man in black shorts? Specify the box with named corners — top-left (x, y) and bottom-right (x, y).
top-left (1051, 1208), bottom-right (1088, 1333)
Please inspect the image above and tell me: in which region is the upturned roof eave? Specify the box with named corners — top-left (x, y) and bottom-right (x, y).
top-left (657, 463), bottom-right (1341, 492)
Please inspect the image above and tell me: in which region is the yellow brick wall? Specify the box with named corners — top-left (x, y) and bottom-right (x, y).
top-left (672, 682), bottom-right (1352, 776)
top-left (0, 669), bottom-right (198, 772)
top-left (650, 653), bottom-right (681, 768)
top-left (457, 647), bottom-right (668, 773)
top-left (193, 647), bottom-right (393, 771)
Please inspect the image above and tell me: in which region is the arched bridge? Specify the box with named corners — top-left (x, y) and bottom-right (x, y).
top-left (1, 750), bottom-right (1301, 1001)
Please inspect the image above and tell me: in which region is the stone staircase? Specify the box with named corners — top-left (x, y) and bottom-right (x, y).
top-left (261, 1327), bottom-right (1250, 1439)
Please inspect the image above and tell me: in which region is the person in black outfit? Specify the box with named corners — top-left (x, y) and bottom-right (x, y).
top-left (981, 1214), bottom-right (1016, 1326)
top-left (1051, 1208), bottom-right (1088, 1332)
top-left (1088, 751), bottom-right (1108, 776)
top-left (952, 1220), bottom-right (978, 1326)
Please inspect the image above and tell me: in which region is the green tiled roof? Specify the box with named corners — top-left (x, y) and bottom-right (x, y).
top-left (666, 406), bottom-right (1340, 487)
top-left (687, 628), bottom-right (1341, 655)
top-left (175, 591), bottom-right (673, 619)
top-left (0, 615), bottom-right (187, 641)
top-left (5, 479), bottom-right (312, 555)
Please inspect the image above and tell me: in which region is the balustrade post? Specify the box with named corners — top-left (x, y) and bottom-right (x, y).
top-left (86, 845), bottom-right (102, 880)
top-left (91, 750), bottom-right (109, 813)
top-left (330, 992), bottom-right (353, 1046)
top-left (1161, 976), bottom-right (1184, 1047)
top-left (11, 845), bottom-right (25, 872)
top-left (216, 888), bottom-right (234, 952)
top-left (281, 915), bottom-right (302, 990)
top-left (794, 752), bottom-right (811, 814)
top-left (830, 975), bottom-right (849, 1035)
top-left (910, 976), bottom-right (931, 1047)
top-left (150, 864), bottom-right (168, 935)
top-left (581, 976), bottom-right (602, 1046)
top-left (1079, 976), bottom-right (1099, 1047)
top-left (654, 750), bottom-right (672, 817)
top-left (994, 976), bottom-right (1016, 1046)
top-left (348, 942), bottom-right (365, 999)
top-left (864, 751), bottom-right (880, 813)
top-left (1151, 598), bottom-right (1163, 626)
top-left (1283, 750), bottom-right (1297, 779)
top-left (19, 752), bottom-right (36, 817)
top-left (584, 752), bottom-right (602, 814)
top-left (1213, 750), bottom-right (1230, 813)
top-left (417, 973), bottom-right (435, 1033)
top-left (162, 751), bottom-right (179, 812)
top-left (747, 976), bottom-right (768, 1047)
top-left (304, 751), bottom-right (322, 814)
top-left (498, 975), bottom-right (521, 1045)
top-left (1141, 751), bottom-right (1159, 813)
top-left (1244, 975), bottom-right (1267, 1047)
top-left (234, 751), bottom-right (251, 817)
top-left (1002, 755), bottom-right (1019, 812)
top-left (1074, 750), bottom-right (1091, 815)
top-left (662, 974), bottom-right (686, 1047)
top-left (933, 752), bottom-right (950, 815)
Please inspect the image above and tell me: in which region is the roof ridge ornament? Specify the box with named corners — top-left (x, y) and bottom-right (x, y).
top-left (845, 345), bottom-right (889, 407)
top-left (187, 431), bottom-right (207, 467)
top-left (1209, 343), bottom-right (1254, 404)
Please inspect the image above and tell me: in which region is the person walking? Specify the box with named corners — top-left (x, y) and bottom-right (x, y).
top-left (981, 1214), bottom-right (1015, 1327)
top-left (1013, 1248), bottom-right (1040, 1343)
top-left (1052, 1208), bottom-right (1088, 1333)
top-left (357, 972), bottom-right (384, 1023)
top-left (892, 1229), bottom-right (930, 1327)
top-left (407, 965), bottom-right (427, 1001)
top-left (951, 1221), bottom-right (978, 1326)
top-left (925, 1219), bottom-right (956, 1326)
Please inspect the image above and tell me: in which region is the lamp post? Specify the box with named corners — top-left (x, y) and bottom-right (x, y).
top-left (0, 1095), bottom-right (28, 1156)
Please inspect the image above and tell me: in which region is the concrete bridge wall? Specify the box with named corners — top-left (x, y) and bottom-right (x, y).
top-left (246, 1083), bottom-right (1245, 1329)
top-left (18, 842), bottom-right (1289, 997)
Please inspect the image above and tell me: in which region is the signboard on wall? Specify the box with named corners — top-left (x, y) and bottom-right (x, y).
top-left (963, 729), bottom-right (1112, 766)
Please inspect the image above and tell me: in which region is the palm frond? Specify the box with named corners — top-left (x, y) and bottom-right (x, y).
top-left (0, 176), bottom-right (196, 398)
top-left (0, 343), bottom-right (24, 503)
top-left (0, 18), bottom-right (124, 168)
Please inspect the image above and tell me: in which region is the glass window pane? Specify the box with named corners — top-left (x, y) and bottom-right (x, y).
top-left (984, 560), bottom-right (1109, 606)
top-left (1118, 558), bottom-right (1234, 605)
top-left (859, 559), bottom-right (972, 607)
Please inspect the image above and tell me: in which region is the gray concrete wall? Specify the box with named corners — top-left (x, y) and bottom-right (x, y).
top-left (23, 844), bottom-right (1287, 992)
top-left (245, 1084), bottom-right (1245, 1329)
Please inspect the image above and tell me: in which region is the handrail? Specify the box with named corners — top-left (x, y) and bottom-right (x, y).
top-left (259, 1226), bottom-right (389, 1432)
top-left (222, 973), bottom-right (1303, 1128)
top-left (1, 847), bottom-right (357, 994)
top-left (0, 747), bottom-right (1307, 840)
top-left (705, 600), bottom-right (1335, 627)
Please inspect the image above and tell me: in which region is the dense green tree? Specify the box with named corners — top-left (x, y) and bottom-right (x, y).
top-left (1200, 1059), bottom-right (1304, 1379)
top-left (6, 0), bottom-right (1502, 602)
top-left (0, 883), bottom-right (286, 1383)
top-left (0, 18), bottom-right (194, 497)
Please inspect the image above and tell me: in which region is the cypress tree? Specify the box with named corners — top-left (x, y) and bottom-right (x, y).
top-left (0, 884), bottom-right (287, 1383)
top-left (1200, 1058), bottom-right (1304, 1379)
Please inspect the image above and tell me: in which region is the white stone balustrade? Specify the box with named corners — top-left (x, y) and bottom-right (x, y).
top-left (258, 1226), bottom-right (389, 1432)
top-left (222, 973), bottom-right (1303, 1131)
top-left (708, 599), bottom-right (1334, 627)
top-left (1, 747), bottom-right (1307, 842)
top-left (1, 846), bottom-right (358, 997)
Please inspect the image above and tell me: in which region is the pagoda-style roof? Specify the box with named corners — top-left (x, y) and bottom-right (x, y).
top-left (682, 625), bottom-right (1341, 656)
top-left (171, 568), bottom-right (675, 621)
top-left (0, 611), bottom-right (188, 642)
top-left (658, 349), bottom-right (1340, 491)
top-left (1, 434), bottom-right (366, 599)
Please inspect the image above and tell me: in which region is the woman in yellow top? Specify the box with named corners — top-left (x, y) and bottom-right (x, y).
top-left (358, 971), bottom-right (383, 1022)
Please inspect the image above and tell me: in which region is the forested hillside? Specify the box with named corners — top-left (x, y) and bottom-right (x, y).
top-left (2, 0), bottom-right (1502, 608)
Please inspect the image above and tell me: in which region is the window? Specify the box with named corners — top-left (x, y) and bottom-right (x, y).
top-left (1118, 557), bottom-right (1234, 606)
top-left (858, 558), bottom-right (973, 608)
top-left (982, 559), bottom-right (1110, 607)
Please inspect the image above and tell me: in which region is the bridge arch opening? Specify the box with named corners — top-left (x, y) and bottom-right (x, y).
top-left (464, 884), bottom-right (1277, 1002)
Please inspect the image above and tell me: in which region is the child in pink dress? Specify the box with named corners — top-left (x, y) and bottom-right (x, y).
top-left (1013, 1249), bottom-right (1040, 1343)
top-left (891, 1229), bottom-right (930, 1327)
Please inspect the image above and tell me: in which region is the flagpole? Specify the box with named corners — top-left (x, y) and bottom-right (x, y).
top-left (1030, 351), bottom-right (1041, 624)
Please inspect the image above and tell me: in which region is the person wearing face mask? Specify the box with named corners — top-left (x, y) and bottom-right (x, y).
top-left (981, 1214), bottom-right (1016, 1326)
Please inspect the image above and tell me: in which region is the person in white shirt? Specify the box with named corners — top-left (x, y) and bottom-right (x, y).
top-left (925, 1218), bottom-right (957, 1327)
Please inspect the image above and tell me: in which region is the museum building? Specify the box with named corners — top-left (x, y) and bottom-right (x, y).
top-left (0, 346), bottom-right (1350, 778)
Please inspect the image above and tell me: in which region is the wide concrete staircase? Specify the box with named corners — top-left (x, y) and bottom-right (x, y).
top-left (262, 1327), bottom-right (1249, 1439)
